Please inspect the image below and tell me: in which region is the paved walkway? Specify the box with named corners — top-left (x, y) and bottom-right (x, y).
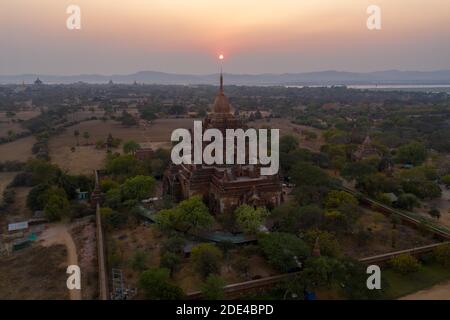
top-left (39, 224), bottom-right (81, 300)
top-left (401, 280), bottom-right (450, 300)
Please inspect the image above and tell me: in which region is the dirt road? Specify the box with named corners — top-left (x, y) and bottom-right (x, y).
top-left (39, 224), bottom-right (82, 300)
top-left (400, 280), bottom-right (450, 300)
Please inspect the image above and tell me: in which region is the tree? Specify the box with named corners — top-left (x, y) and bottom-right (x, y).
top-left (25, 159), bottom-right (60, 185)
top-left (338, 257), bottom-right (385, 299)
top-left (389, 254), bottom-right (421, 274)
top-left (303, 229), bottom-right (341, 258)
top-left (395, 193), bottom-right (420, 211)
top-left (432, 244), bottom-right (450, 267)
top-left (234, 205), bottom-right (268, 234)
top-left (428, 208), bottom-right (441, 220)
top-left (289, 162), bottom-right (336, 205)
top-left (161, 236), bottom-right (186, 255)
top-left (172, 196), bottom-right (213, 234)
top-left (74, 130), bottom-right (80, 146)
top-left (138, 268), bottom-right (184, 299)
top-left (280, 135), bottom-right (299, 154)
top-left (104, 188), bottom-right (122, 209)
top-left (121, 175), bottom-right (156, 200)
top-left (44, 192), bottom-right (70, 221)
top-left (106, 154), bottom-right (143, 177)
top-left (160, 252), bottom-right (181, 277)
top-left (27, 183), bottom-right (51, 211)
top-left (342, 161), bottom-right (377, 181)
top-left (123, 140), bottom-right (141, 155)
top-left (325, 190), bottom-right (358, 210)
top-left (258, 232), bottom-right (309, 273)
top-left (302, 256), bottom-right (343, 288)
top-left (83, 131), bottom-right (90, 144)
top-left (201, 275), bottom-right (225, 300)
top-left (442, 174), bottom-right (450, 188)
top-left (356, 173), bottom-right (399, 197)
top-left (191, 243), bottom-right (223, 278)
top-left (395, 142), bottom-right (427, 165)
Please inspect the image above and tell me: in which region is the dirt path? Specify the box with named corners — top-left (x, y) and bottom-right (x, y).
top-left (39, 224), bottom-right (82, 300)
top-left (400, 280), bottom-right (450, 300)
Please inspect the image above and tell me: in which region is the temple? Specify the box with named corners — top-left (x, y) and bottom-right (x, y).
top-left (163, 73), bottom-right (283, 214)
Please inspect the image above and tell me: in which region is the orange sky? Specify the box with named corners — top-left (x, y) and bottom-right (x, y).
top-left (1, 0), bottom-right (450, 74)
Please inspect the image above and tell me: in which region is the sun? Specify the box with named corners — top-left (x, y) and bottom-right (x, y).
top-left (219, 54), bottom-right (224, 60)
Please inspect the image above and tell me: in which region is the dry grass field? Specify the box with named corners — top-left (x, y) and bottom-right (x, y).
top-left (0, 110), bottom-right (41, 121)
top-left (0, 111), bottom-right (40, 138)
top-left (0, 136), bottom-right (35, 162)
top-left (0, 244), bottom-right (69, 300)
top-left (0, 122), bottom-right (27, 137)
top-left (49, 118), bottom-right (196, 174)
top-left (108, 224), bottom-right (276, 296)
top-left (341, 209), bottom-right (437, 258)
top-left (248, 118), bottom-right (325, 152)
top-left (0, 172), bottom-right (17, 202)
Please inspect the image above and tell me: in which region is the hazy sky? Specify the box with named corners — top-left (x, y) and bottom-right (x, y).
top-left (1, 0), bottom-right (450, 75)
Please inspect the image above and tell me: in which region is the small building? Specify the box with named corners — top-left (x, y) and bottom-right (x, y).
top-left (76, 188), bottom-right (89, 201)
top-left (8, 221), bottom-right (29, 232)
top-left (135, 148), bottom-right (154, 161)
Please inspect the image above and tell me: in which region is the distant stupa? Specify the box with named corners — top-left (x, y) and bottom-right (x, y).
top-left (34, 77), bottom-right (43, 85)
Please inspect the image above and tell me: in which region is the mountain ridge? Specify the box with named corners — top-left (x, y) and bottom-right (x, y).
top-left (2, 70), bottom-right (450, 85)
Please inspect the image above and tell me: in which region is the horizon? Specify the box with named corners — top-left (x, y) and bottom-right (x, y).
top-left (4, 68), bottom-right (450, 78)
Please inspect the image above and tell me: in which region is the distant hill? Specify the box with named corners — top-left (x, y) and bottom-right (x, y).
top-left (2, 70), bottom-right (450, 85)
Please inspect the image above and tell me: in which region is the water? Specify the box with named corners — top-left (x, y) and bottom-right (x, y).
top-left (286, 84), bottom-right (450, 93)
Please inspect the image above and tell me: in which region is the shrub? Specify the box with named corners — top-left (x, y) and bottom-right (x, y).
top-left (191, 243), bottom-right (223, 278)
top-left (201, 275), bottom-right (225, 300)
top-left (432, 244), bottom-right (450, 267)
top-left (389, 254), bottom-right (421, 274)
top-left (138, 268), bottom-right (184, 300)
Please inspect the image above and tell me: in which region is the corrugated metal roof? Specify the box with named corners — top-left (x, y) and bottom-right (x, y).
top-left (8, 221), bottom-right (29, 232)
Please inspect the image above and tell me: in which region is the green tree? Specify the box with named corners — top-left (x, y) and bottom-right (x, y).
top-left (302, 256), bottom-right (343, 288)
top-left (44, 191), bottom-right (70, 221)
top-left (433, 244), bottom-right (450, 267)
top-left (104, 188), bottom-right (122, 209)
top-left (234, 205), bottom-right (268, 234)
top-left (396, 142), bottom-right (427, 165)
top-left (303, 229), bottom-right (341, 258)
top-left (27, 183), bottom-right (51, 211)
top-left (25, 159), bottom-right (60, 185)
top-left (201, 275), bottom-right (225, 300)
top-left (258, 232), bottom-right (309, 273)
top-left (325, 190), bottom-right (358, 210)
top-left (175, 196), bottom-right (213, 234)
top-left (123, 140), bottom-right (141, 155)
top-left (280, 135), bottom-right (299, 154)
top-left (442, 174), bottom-right (450, 188)
top-left (342, 161), bottom-right (377, 181)
top-left (191, 243), bottom-right (223, 278)
top-left (138, 268), bottom-right (184, 299)
top-left (395, 193), bottom-right (420, 211)
top-left (160, 252), bottom-right (182, 277)
top-left (121, 175), bottom-right (156, 200)
top-left (105, 154), bottom-right (143, 177)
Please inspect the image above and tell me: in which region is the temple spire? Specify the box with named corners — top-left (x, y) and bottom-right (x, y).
top-left (219, 54), bottom-right (224, 93)
top-left (220, 68), bottom-right (224, 93)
